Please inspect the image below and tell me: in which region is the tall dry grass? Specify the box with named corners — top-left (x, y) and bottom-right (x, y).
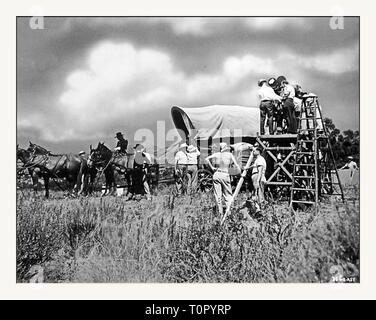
top-left (16, 186), bottom-right (359, 283)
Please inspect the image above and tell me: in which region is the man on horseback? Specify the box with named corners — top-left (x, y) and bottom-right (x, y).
top-left (114, 131), bottom-right (128, 154)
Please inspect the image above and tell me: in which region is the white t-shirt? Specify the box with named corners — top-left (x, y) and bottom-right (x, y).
top-left (258, 84), bottom-right (281, 102)
top-left (175, 150), bottom-right (188, 165)
top-left (252, 155), bottom-right (267, 177)
top-left (144, 152), bottom-right (152, 164)
top-left (282, 84), bottom-right (296, 99)
top-left (187, 149), bottom-right (200, 165)
top-left (293, 97), bottom-right (302, 112)
top-left (347, 161), bottom-right (358, 170)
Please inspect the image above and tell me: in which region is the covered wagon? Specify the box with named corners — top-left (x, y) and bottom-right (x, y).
top-left (170, 105), bottom-right (261, 192)
top-left (169, 104), bottom-right (298, 196)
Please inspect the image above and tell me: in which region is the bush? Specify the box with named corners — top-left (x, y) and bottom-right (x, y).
top-left (16, 186), bottom-right (359, 283)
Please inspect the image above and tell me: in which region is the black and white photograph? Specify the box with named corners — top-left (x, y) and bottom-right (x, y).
top-left (16, 16), bottom-right (360, 284)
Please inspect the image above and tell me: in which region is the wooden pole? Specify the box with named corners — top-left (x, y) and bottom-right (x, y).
top-left (221, 149), bottom-right (254, 225)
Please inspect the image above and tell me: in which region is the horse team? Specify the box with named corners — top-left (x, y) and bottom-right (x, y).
top-left (17, 141), bottom-right (157, 199)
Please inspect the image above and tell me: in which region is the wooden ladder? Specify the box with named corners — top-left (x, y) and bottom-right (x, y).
top-left (290, 94), bottom-right (345, 212)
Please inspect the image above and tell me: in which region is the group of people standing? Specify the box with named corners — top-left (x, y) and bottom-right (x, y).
top-left (174, 143), bottom-right (201, 194)
top-left (258, 75), bottom-right (304, 135)
top-left (174, 141), bottom-right (267, 215)
top-left (81, 129), bottom-right (269, 215)
top-left (204, 143), bottom-right (267, 216)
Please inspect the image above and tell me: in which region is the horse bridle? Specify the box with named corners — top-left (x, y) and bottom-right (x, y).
top-left (21, 148), bottom-right (65, 176)
top-left (88, 150), bottom-right (109, 168)
top-left (18, 148), bottom-right (48, 172)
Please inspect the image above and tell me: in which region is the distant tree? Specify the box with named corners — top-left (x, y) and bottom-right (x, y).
top-left (322, 118), bottom-right (359, 167)
top-left (324, 118), bottom-right (336, 132)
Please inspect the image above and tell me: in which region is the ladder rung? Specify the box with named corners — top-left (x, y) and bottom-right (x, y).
top-left (291, 200), bottom-right (316, 204)
top-left (293, 176), bottom-right (315, 179)
top-left (292, 187), bottom-right (316, 191)
top-left (321, 193), bottom-right (343, 196)
top-left (296, 152), bottom-right (315, 155)
top-left (298, 117), bottom-right (322, 120)
top-left (298, 128), bottom-right (317, 131)
top-left (294, 164), bottom-right (315, 166)
top-left (265, 182), bottom-right (292, 186)
top-left (297, 140), bottom-right (315, 143)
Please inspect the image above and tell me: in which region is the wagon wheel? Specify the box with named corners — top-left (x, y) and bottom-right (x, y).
top-left (196, 169), bottom-right (213, 192)
top-left (157, 181), bottom-right (171, 194)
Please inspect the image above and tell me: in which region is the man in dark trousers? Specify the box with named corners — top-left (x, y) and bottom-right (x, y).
top-left (258, 79), bottom-right (281, 135)
top-left (268, 77), bottom-right (284, 134)
top-left (280, 77), bottom-right (298, 133)
top-left (114, 131), bottom-right (128, 154)
top-left (131, 144), bottom-right (152, 200)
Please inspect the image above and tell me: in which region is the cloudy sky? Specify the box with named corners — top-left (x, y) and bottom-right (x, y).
top-left (17, 17), bottom-right (359, 153)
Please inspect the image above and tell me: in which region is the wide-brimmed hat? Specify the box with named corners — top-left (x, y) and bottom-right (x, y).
top-left (219, 142), bottom-right (230, 152)
top-left (348, 156), bottom-right (354, 160)
top-left (115, 132), bottom-right (124, 138)
top-left (187, 145), bottom-right (197, 153)
top-left (258, 79), bottom-right (267, 87)
top-left (79, 150), bottom-right (85, 156)
top-left (179, 143), bottom-right (188, 149)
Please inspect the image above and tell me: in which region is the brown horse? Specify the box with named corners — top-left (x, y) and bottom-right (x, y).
top-left (88, 142), bottom-right (132, 196)
top-left (88, 142), bottom-right (160, 197)
top-left (17, 142), bottom-right (91, 198)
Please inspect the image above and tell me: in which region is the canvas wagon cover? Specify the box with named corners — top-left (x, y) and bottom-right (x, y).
top-left (171, 105), bottom-right (260, 140)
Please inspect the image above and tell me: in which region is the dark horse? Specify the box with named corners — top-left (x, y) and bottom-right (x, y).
top-left (88, 142), bottom-right (160, 197)
top-left (88, 142), bottom-right (132, 196)
top-left (17, 142), bottom-right (95, 198)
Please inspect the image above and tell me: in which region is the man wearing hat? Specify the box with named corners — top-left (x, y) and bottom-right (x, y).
top-left (340, 156), bottom-right (359, 184)
top-left (114, 131), bottom-right (128, 154)
top-left (205, 142), bottom-right (241, 216)
top-left (174, 143), bottom-right (188, 195)
top-left (186, 144), bottom-right (201, 192)
top-left (248, 147), bottom-right (267, 205)
top-left (76, 150), bottom-right (89, 195)
top-left (258, 79), bottom-right (281, 135)
top-left (130, 144), bottom-right (152, 200)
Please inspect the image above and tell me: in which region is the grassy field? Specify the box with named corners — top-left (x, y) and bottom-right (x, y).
top-left (16, 185), bottom-right (360, 283)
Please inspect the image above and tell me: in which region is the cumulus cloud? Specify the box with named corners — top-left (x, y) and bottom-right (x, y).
top-left (21, 40), bottom-right (359, 142)
top-left (297, 46), bottom-right (359, 74)
top-left (16, 18), bottom-right (360, 151)
top-left (52, 41), bottom-right (279, 141)
top-left (19, 42), bottom-right (359, 143)
top-left (158, 17), bottom-right (309, 36)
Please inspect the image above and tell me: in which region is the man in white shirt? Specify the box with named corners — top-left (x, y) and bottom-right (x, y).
top-left (280, 78), bottom-right (297, 133)
top-left (258, 79), bottom-right (281, 135)
top-left (186, 144), bottom-right (201, 192)
top-left (247, 147), bottom-right (267, 204)
top-left (174, 143), bottom-right (188, 195)
top-left (340, 156), bottom-right (359, 184)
